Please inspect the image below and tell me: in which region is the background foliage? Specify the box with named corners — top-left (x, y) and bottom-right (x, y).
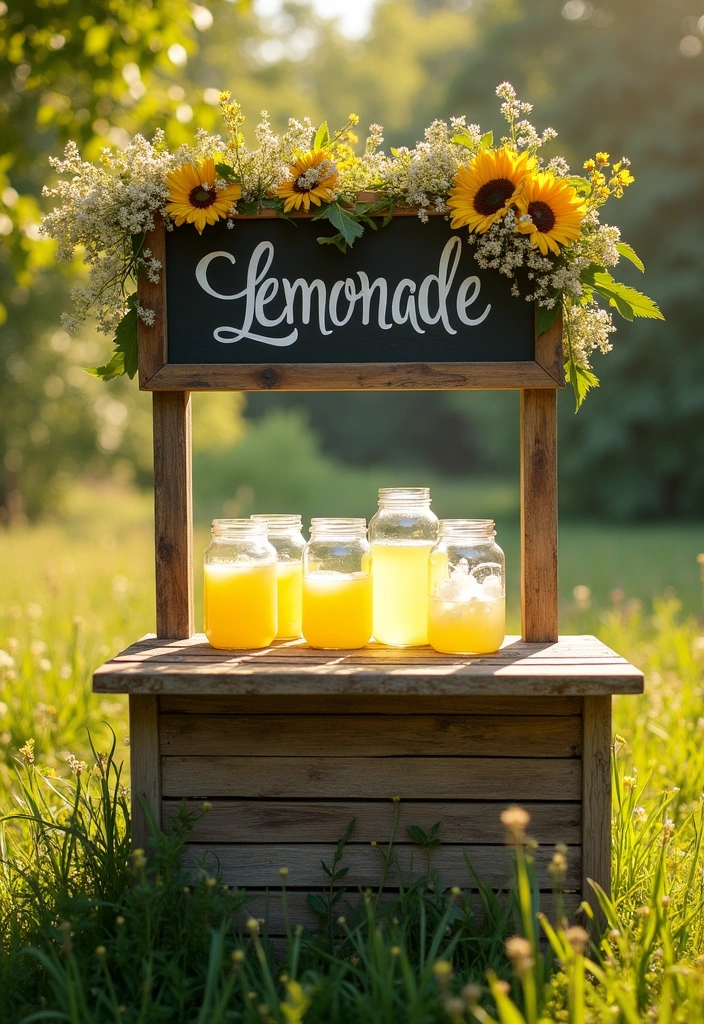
top-left (1, 0), bottom-right (703, 524)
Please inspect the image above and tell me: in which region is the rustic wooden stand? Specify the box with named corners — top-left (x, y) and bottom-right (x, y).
top-left (93, 213), bottom-right (643, 936)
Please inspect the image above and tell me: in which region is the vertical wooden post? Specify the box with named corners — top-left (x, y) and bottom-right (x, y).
top-left (153, 390), bottom-right (194, 639)
top-left (130, 389), bottom-right (193, 850)
top-left (520, 389), bottom-right (558, 642)
top-left (582, 695), bottom-right (612, 922)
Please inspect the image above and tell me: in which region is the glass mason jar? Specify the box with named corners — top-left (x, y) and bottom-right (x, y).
top-left (428, 520), bottom-right (505, 655)
top-left (251, 514), bottom-right (305, 640)
top-left (302, 518), bottom-right (372, 650)
top-left (204, 519), bottom-right (277, 650)
top-left (369, 487), bottom-right (438, 646)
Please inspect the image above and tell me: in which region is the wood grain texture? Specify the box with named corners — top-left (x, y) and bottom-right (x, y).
top-left (158, 694), bottom-right (585, 716)
top-left (153, 392), bottom-right (193, 639)
top-left (520, 389), bottom-right (558, 643)
top-left (159, 714), bottom-right (582, 758)
top-left (161, 756), bottom-right (582, 800)
top-left (582, 695), bottom-right (612, 920)
top-left (182, 842), bottom-right (582, 890)
top-left (93, 634), bottom-right (644, 696)
top-left (129, 695), bottom-right (160, 852)
top-left (142, 361), bottom-right (561, 393)
top-left (535, 313), bottom-right (565, 387)
top-left (162, 799), bottom-right (583, 845)
top-left (137, 219), bottom-right (167, 388)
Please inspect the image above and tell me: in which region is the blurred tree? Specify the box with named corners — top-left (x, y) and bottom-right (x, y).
top-left (0, 0), bottom-right (248, 522)
top-left (444, 0), bottom-right (704, 517)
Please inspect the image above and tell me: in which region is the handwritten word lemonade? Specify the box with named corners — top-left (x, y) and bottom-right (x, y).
top-left (302, 518), bottom-right (372, 649)
top-left (204, 520), bottom-right (277, 649)
top-left (428, 520), bottom-right (505, 655)
top-left (369, 488), bottom-right (438, 646)
top-left (251, 514), bottom-right (305, 639)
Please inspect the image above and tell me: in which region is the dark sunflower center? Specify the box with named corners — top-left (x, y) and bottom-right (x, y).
top-left (527, 200), bottom-right (556, 233)
top-left (293, 179), bottom-right (312, 193)
top-left (473, 178), bottom-right (515, 215)
top-left (188, 185), bottom-right (217, 209)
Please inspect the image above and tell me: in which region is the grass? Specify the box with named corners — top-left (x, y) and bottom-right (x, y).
top-left (1, 486), bottom-right (704, 1020)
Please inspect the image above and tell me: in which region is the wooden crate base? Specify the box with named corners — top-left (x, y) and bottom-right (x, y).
top-left (96, 634), bottom-right (644, 934)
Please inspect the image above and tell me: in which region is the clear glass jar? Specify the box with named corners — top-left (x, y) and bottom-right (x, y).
top-left (369, 487), bottom-right (438, 646)
top-left (204, 519), bottom-right (277, 650)
top-left (251, 514), bottom-right (305, 640)
top-left (428, 520), bottom-right (505, 655)
top-left (302, 518), bottom-right (372, 650)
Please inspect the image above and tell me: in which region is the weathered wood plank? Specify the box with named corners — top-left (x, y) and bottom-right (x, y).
top-left (95, 661), bottom-right (644, 695)
top-left (129, 695), bottom-right (160, 852)
top-left (153, 392), bottom-right (193, 639)
top-left (521, 389), bottom-right (558, 643)
top-left (143, 360), bottom-right (561, 393)
top-left (159, 714), bottom-right (582, 758)
top-left (162, 756), bottom-right (582, 800)
top-left (238, 890), bottom-right (581, 936)
top-left (582, 695), bottom-right (612, 922)
top-left (182, 843), bottom-right (582, 890)
top-left (162, 799), bottom-right (583, 845)
top-left (159, 694), bottom-right (585, 716)
top-left (137, 219), bottom-right (167, 387)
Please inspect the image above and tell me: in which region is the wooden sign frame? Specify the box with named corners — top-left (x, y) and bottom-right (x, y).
top-left (137, 214), bottom-right (565, 393)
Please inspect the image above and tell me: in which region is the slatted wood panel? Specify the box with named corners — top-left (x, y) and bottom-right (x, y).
top-left (182, 843), bottom-right (581, 891)
top-left (94, 634), bottom-right (644, 695)
top-left (162, 800), bottom-right (583, 844)
top-left (159, 713), bottom-right (582, 758)
top-left (162, 756), bottom-right (582, 801)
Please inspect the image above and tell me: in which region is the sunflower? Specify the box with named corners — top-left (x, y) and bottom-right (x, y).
top-left (165, 157), bottom-right (242, 234)
top-left (514, 172), bottom-right (586, 256)
top-left (447, 148), bottom-right (536, 234)
top-left (277, 149), bottom-right (339, 213)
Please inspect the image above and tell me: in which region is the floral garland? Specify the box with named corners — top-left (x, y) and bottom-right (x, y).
top-left (41, 83), bottom-right (662, 408)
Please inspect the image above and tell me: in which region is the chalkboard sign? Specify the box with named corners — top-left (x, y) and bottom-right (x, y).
top-left (138, 212), bottom-right (564, 391)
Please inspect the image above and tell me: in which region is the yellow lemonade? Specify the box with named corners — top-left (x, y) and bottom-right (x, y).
top-left (302, 571), bottom-right (373, 649)
top-left (276, 561), bottom-right (303, 639)
top-left (204, 562), bottom-right (277, 649)
top-left (428, 592), bottom-right (505, 655)
top-left (371, 541), bottom-right (435, 646)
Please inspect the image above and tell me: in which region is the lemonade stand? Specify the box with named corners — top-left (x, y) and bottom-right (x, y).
top-left (43, 88), bottom-right (653, 933)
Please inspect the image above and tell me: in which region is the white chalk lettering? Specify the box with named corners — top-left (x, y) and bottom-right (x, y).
top-left (194, 236), bottom-right (493, 346)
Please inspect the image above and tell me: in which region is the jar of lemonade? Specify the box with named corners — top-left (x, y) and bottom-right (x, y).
top-left (302, 518), bottom-right (372, 649)
top-left (428, 520), bottom-right (505, 655)
top-left (251, 514), bottom-right (305, 639)
top-left (204, 520), bottom-right (277, 649)
top-left (369, 487), bottom-right (438, 646)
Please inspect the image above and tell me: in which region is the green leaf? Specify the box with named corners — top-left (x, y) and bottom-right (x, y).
top-left (536, 301), bottom-right (561, 336)
top-left (317, 233), bottom-right (347, 253)
top-left (566, 176), bottom-right (591, 196)
top-left (616, 241), bottom-right (645, 272)
top-left (306, 894), bottom-right (328, 917)
top-left (581, 266), bottom-right (663, 321)
top-left (215, 162), bottom-right (236, 181)
top-left (450, 133), bottom-right (476, 149)
top-left (480, 130), bottom-right (493, 149)
top-left (565, 359), bottom-right (600, 412)
top-left (314, 120), bottom-right (330, 151)
top-left (85, 294), bottom-right (138, 381)
top-left (84, 349), bottom-right (125, 381)
top-left (325, 203), bottom-right (365, 247)
top-left (407, 825), bottom-right (429, 845)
